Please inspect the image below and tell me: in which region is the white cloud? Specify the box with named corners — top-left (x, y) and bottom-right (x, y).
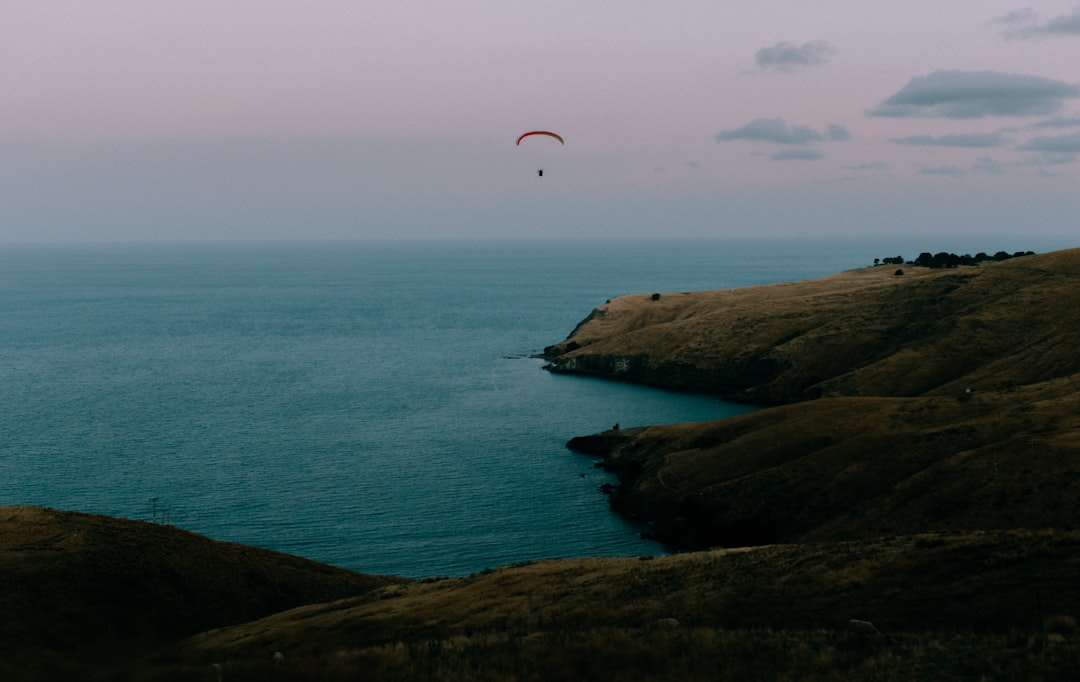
top-left (754, 41), bottom-right (834, 71)
top-left (867, 70), bottom-right (1080, 119)
top-left (890, 133), bottom-right (1007, 147)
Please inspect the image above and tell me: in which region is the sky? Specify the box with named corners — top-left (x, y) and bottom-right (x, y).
top-left (3, 1), bottom-right (1080, 244)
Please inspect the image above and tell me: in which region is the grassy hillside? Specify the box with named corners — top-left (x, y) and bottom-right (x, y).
top-left (4, 506), bottom-right (1077, 680)
top-left (549, 250), bottom-right (1080, 550)
top-left (545, 249), bottom-right (1080, 402)
top-left (0, 506), bottom-right (403, 678)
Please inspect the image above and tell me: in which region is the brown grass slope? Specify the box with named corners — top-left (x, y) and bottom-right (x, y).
top-left (0, 506), bottom-right (403, 666)
top-left (550, 249), bottom-right (1080, 549)
top-left (545, 249), bottom-right (1080, 402)
top-left (161, 530), bottom-right (1080, 680)
top-left (5, 508), bottom-right (1079, 680)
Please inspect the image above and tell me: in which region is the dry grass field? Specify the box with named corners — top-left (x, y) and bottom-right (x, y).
top-left (6, 249), bottom-right (1080, 680)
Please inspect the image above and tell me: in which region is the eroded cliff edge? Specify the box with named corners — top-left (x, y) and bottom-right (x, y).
top-left (547, 249), bottom-right (1080, 550)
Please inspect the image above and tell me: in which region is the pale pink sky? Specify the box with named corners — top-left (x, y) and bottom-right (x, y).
top-left (3, 1), bottom-right (1079, 244)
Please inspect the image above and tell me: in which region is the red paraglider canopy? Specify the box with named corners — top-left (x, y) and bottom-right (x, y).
top-left (516, 131), bottom-right (565, 145)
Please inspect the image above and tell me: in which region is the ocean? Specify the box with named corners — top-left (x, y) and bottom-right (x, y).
top-left (0, 236), bottom-right (1068, 577)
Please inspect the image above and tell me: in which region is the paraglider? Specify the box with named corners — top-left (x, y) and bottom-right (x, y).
top-left (516, 131), bottom-right (565, 146)
top-left (516, 131), bottom-right (563, 176)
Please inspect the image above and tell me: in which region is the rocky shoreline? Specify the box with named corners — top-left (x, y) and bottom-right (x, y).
top-left (548, 249), bottom-right (1080, 551)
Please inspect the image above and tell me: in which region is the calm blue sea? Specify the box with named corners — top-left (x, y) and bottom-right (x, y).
top-left (1, 237), bottom-right (1070, 577)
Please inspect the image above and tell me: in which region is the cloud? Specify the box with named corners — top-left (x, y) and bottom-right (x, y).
top-left (1016, 151), bottom-right (1080, 167)
top-left (825, 123), bottom-right (851, 141)
top-left (992, 8), bottom-right (1040, 25)
top-left (993, 5), bottom-right (1080, 39)
top-left (771, 149), bottom-right (824, 161)
top-left (755, 40), bottom-right (834, 71)
top-left (1027, 116), bottom-right (1080, 129)
top-left (988, 8), bottom-right (1040, 33)
top-left (844, 161), bottom-right (889, 171)
top-left (866, 70), bottom-right (1080, 119)
top-left (714, 117), bottom-right (848, 145)
top-left (918, 164), bottom-right (967, 176)
top-left (1018, 132), bottom-right (1080, 152)
top-left (972, 156), bottom-right (1007, 174)
top-left (890, 132), bottom-right (1007, 147)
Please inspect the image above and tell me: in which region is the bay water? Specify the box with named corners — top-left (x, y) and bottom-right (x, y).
top-left (0, 237), bottom-right (1064, 577)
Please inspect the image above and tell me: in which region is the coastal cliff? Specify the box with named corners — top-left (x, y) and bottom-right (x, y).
top-left (550, 249), bottom-right (1080, 550)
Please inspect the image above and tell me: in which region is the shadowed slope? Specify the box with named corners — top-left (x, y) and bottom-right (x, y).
top-left (572, 383), bottom-right (1080, 548)
top-left (0, 506), bottom-right (403, 662)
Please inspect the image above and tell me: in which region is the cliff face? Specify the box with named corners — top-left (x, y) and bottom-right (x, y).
top-left (550, 249), bottom-right (1080, 550)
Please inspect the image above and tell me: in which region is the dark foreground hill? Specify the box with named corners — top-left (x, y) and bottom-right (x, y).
top-left (4, 506), bottom-right (1079, 680)
top-left (0, 506), bottom-right (403, 679)
top-left (547, 249), bottom-right (1080, 550)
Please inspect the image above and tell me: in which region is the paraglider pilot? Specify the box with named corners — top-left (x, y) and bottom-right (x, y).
top-left (516, 131), bottom-right (562, 178)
